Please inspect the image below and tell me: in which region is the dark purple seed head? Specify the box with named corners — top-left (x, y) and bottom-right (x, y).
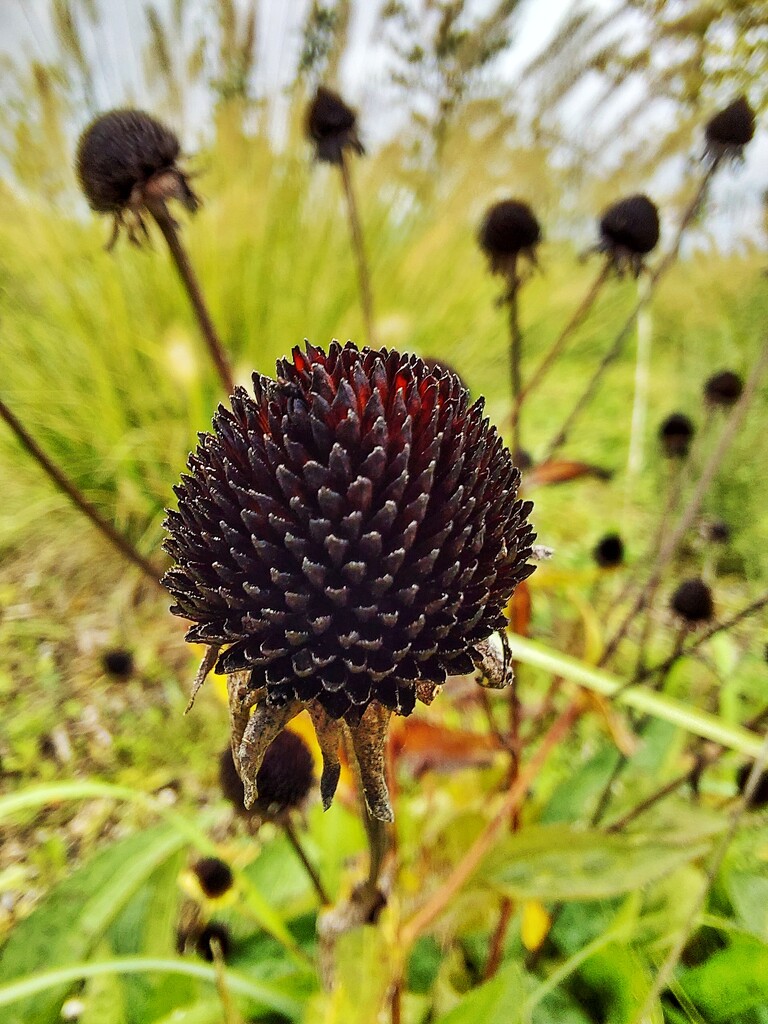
top-left (479, 200), bottom-right (541, 276)
top-left (101, 648), bottom-right (134, 678)
top-left (671, 578), bottom-right (714, 624)
top-left (593, 533), bottom-right (624, 569)
top-left (194, 922), bottom-right (232, 962)
top-left (193, 857), bottom-right (234, 899)
top-left (704, 96), bottom-right (756, 165)
top-left (598, 194), bottom-right (660, 276)
top-left (306, 86), bottom-right (364, 164)
top-left (251, 729), bottom-right (314, 818)
top-left (704, 370), bottom-right (743, 407)
top-left (659, 412), bottom-right (695, 459)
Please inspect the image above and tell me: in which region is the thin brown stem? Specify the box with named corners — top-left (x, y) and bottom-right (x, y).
top-left (600, 339), bottom-right (768, 668)
top-left (484, 897), bottom-right (514, 980)
top-left (400, 700), bottom-right (582, 947)
top-left (339, 151), bottom-right (376, 346)
top-left (390, 980), bottom-right (402, 1024)
top-left (146, 198), bottom-right (235, 395)
top-left (511, 260), bottom-right (611, 428)
top-left (282, 818), bottom-right (330, 906)
top-left (542, 165), bottom-right (716, 461)
top-left (0, 396), bottom-right (163, 587)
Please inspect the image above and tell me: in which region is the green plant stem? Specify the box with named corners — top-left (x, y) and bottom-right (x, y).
top-left (339, 150), bottom-right (376, 346)
top-left (283, 818), bottom-right (330, 905)
top-left (145, 197), bottom-right (235, 394)
top-left (542, 164), bottom-right (717, 460)
top-left (0, 396), bottom-right (163, 587)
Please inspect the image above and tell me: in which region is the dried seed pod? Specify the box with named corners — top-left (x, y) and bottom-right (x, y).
top-left (220, 730), bottom-right (315, 821)
top-left (101, 648), bottom-right (134, 678)
top-left (670, 578), bottom-right (714, 624)
top-left (659, 412), bottom-right (695, 459)
top-left (306, 86), bottom-right (364, 164)
top-left (192, 857), bottom-right (234, 899)
top-left (76, 109), bottom-right (198, 244)
top-left (597, 194), bottom-right (660, 276)
top-left (164, 341), bottom-right (535, 820)
top-left (704, 96), bottom-right (756, 166)
top-left (704, 370), bottom-right (743, 408)
top-left (479, 199), bottom-right (541, 277)
top-left (593, 533), bottom-right (625, 569)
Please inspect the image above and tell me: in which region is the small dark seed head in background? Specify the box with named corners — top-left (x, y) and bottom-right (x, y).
top-left (306, 86), bottom-right (364, 164)
top-left (593, 533), bottom-right (625, 569)
top-left (659, 412), bottom-right (695, 459)
top-left (478, 199), bottom-right (541, 278)
top-left (192, 857), bottom-right (234, 899)
top-left (704, 95), bottom-right (756, 166)
top-left (597, 194), bottom-right (660, 277)
top-left (671, 578), bottom-right (714, 624)
top-left (101, 648), bottom-right (134, 679)
top-left (704, 519), bottom-right (731, 545)
top-left (704, 370), bottom-right (743, 408)
top-left (195, 922), bottom-right (232, 962)
top-left (514, 448), bottom-right (534, 472)
top-left (736, 763), bottom-right (768, 808)
top-left (251, 729), bottom-right (315, 820)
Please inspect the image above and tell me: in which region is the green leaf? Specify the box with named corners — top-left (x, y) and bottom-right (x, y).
top-left (725, 872), bottom-right (768, 941)
top-left (679, 936), bottom-right (768, 1022)
top-left (0, 823), bottom-right (187, 1024)
top-left (486, 825), bottom-right (712, 902)
top-left (434, 963), bottom-right (526, 1024)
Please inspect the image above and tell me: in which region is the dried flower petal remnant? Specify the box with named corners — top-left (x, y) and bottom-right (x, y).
top-left (164, 342), bottom-right (535, 820)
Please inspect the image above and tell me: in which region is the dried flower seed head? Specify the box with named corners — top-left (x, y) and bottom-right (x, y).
top-left (736, 763), bottom-right (768, 807)
top-left (194, 922), bottom-right (232, 962)
top-left (598, 194), bottom-right (660, 276)
top-left (703, 519), bottom-right (731, 545)
top-left (76, 109), bottom-right (198, 245)
top-left (250, 728), bottom-right (314, 819)
top-left (670, 578), bottom-right (714, 624)
top-left (193, 857), bottom-right (234, 899)
top-left (306, 86), bottom-right (364, 165)
top-left (164, 341), bottom-right (535, 821)
top-left (422, 356), bottom-right (469, 392)
top-left (704, 96), bottom-right (756, 166)
top-left (479, 200), bottom-right (541, 278)
top-left (704, 370), bottom-right (743, 408)
top-left (101, 648), bottom-right (134, 678)
top-left (593, 533), bottom-right (625, 569)
top-left (659, 412), bottom-right (695, 459)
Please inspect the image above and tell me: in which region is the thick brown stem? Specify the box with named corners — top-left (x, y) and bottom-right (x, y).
top-left (146, 199), bottom-right (235, 395)
top-left (339, 151), bottom-right (376, 346)
top-left (0, 397), bottom-right (162, 587)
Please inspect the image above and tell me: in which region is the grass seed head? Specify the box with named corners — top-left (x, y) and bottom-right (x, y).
top-left (193, 857), bottom-right (234, 899)
top-left (704, 370), bottom-right (743, 407)
top-left (704, 96), bottom-right (756, 165)
top-left (671, 578), bottom-right (714, 624)
top-left (479, 199), bottom-right (541, 277)
top-left (593, 533), bottom-right (625, 569)
top-left (659, 412), bottom-right (694, 459)
top-left (598, 194), bottom-right (660, 276)
top-left (306, 86), bottom-right (364, 164)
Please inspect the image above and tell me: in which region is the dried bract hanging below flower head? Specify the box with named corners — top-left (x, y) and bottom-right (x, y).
top-left (659, 412), bottom-right (695, 459)
top-left (164, 341), bottom-right (535, 821)
top-left (306, 86), bottom-right (364, 165)
top-left (479, 199), bottom-right (541, 278)
top-left (704, 96), bottom-right (756, 166)
top-left (704, 370), bottom-right (743, 408)
top-left (593, 533), bottom-right (624, 569)
top-left (597, 194), bottom-right (660, 277)
top-left (76, 109), bottom-right (198, 246)
top-left (671, 578), bottom-right (714, 625)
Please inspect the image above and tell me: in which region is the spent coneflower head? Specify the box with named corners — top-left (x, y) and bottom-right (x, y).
top-left (659, 412), bottom-right (695, 459)
top-left (703, 518), bottom-right (731, 545)
top-left (192, 857), bottom-right (234, 899)
top-left (597, 194), bottom-right (660, 277)
top-left (306, 86), bottom-right (364, 165)
top-left (479, 199), bottom-right (541, 278)
top-left (77, 109), bottom-right (198, 245)
top-left (194, 922), bottom-right (232, 963)
top-left (704, 96), bottom-right (756, 166)
top-left (101, 648), bottom-right (134, 679)
top-left (593, 533), bottom-right (625, 569)
top-left (164, 341), bottom-right (535, 821)
top-left (704, 370), bottom-right (744, 408)
top-left (670, 578), bottom-right (714, 624)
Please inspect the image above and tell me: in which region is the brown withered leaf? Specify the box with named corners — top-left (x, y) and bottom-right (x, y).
top-left (390, 719), bottom-right (502, 776)
top-left (525, 460), bottom-right (613, 488)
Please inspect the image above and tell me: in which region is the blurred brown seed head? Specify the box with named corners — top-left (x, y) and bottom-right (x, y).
top-left (192, 857), bottom-right (234, 899)
top-left (593, 533), bottom-right (625, 569)
top-left (598, 194), bottom-right (660, 276)
top-left (659, 412), bottom-right (695, 459)
top-left (704, 96), bottom-right (756, 165)
top-left (671, 578), bottom-right (714, 624)
top-left (306, 86), bottom-right (364, 164)
top-left (194, 922), bottom-right (232, 962)
top-left (704, 370), bottom-right (743, 408)
top-left (101, 648), bottom-right (134, 679)
top-left (479, 199), bottom-right (541, 277)
top-left (736, 763), bottom-right (768, 807)
top-left (220, 731), bottom-right (314, 821)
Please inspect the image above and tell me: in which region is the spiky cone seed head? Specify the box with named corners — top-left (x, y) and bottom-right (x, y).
top-left (479, 199), bottom-right (541, 278)
top-left (164, 341), bottom-right (536, 820)
top-left (704, 96), bottom-right (756, 165)
top-left (670, 578), bottom-right (714, 625)
top-left (736, 763), bottom-right (768, 807)
top-left (598, 194), bottom-right (660, 276)
top-left (306, 86), bottom-right (364, 165)
top-left (192, 857), bottom-right (234, 899)
top-left (194, 922), bottom-right (232, 963)
top-left (101, 648), bottom-right (134, 678)
top-left (704, 370), bottom-right (743, 408)
top-left (593, 533), bottom-right (624, 569)
top-left (659, 412), bottom-right (695, 459)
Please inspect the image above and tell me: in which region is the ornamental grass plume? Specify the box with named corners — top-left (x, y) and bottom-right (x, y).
top-left (659, 412), bottom-right (695, 459)
top-left (704, 95), bottom-right (756, 166)
top-left (597, 194), bottom-right (660, 277)
top-left (165, 341), bottom-right (535, 824)
top-left (704, 370), bottom-right (744, 408)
